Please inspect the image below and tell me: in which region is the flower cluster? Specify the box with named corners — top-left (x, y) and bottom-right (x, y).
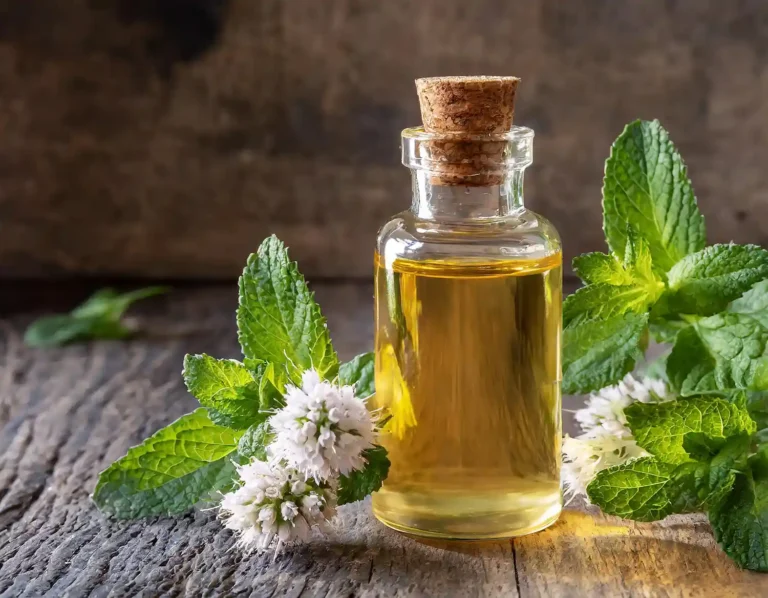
top-left (562, 373), bottom-right (670, 502)
top-left (219, 369), bottom-right (376, 552)
top-left (220, 459), bottom-right (336, 552)
top-left (269, 370), bottom-right (376, 482)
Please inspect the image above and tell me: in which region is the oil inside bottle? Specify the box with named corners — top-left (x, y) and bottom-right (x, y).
top-left (372, 251), bottom-right (562, 539)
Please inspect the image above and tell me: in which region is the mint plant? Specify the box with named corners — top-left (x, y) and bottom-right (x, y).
top-left (93, 237), bottom-right (388, 529)
top-left (564, 120), bottom-right (768, 571)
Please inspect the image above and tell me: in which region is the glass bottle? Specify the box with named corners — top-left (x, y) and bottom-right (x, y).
top-left (372, 77), bottom-right (562, 539)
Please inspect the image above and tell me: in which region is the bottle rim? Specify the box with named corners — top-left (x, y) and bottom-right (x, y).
top-left (401, 125), bottom-right (534, 173)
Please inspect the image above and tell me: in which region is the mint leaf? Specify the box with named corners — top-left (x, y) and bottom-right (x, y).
top-left (237, 422), bottom-right (273, 461)
top-left (709, 453), bottom-right (768, 571)
top-left (573, 252), bottom-right (634, 285)
top-left (565, 234), bottom-right (663, 327)
top-left (625, 396), bottom-right (755, 464)
top-left (602, 120), bottom-right (705, 272)
top-left (665, 244), bottom-right (768, 316)
top-left (182, 354), bottom-right (262, 429)
top-left (563, 283), bottom-right (657, 327)
top-left (25, 286), bottom-right (169, 348)
top-left (746, 390), bottom-right (768, 431)
top-left (237, 236), bottom-right (339, 384)
top-left (337, 446), bottom-right (390, 505)
top-left (339, 352), bottom-right (375, 398)
top-left (649, 318), bottom-right (688, 343)
top-left (729, 280), bottom-right (768, 328)
top-left (252, 361), bottom-right (287, 411)
top-left (706, 434), bottom-right (751, 507)
top-left (92, 409), bottom-right (242, 519)
top-left (666, 326), bottom-right (717, 395)
top-left (562, 312), bottom-right (648, 394)
top-left (667, 314), bottom-right (768, 396)
top-left (586, 457), bottom-right (709, 521)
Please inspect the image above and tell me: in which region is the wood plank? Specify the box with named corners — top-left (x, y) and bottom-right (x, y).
top-left (0, 285), bottom-right (763, 596)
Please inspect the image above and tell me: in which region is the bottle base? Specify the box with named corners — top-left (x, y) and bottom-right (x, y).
top-left (372, 488), bottom-right (562, 540)
top-left (374, 509), bottom-right (561, 540)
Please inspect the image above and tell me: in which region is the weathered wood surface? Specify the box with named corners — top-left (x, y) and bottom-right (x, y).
top-left (0, 284), bottom-right (765, 597)
top-left (1, 1), bottom-right (768, 279)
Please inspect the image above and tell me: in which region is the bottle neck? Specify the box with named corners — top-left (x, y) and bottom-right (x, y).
top-left (410, 168), bottom-right (526, 220)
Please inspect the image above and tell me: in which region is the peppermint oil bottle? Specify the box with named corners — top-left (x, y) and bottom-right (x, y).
top-left (372, 77), bottom-right (562, 539)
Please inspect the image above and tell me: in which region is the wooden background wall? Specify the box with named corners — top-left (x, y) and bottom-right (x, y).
top-left (1, 0), bottom-right (767, 279)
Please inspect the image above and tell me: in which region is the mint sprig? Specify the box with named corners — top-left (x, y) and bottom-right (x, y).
top-left (25, 286), bottom-right (169, 347)
top-left (93, 236), bottom-right (387, 520)
top-left (570, 119), bottom-right (768, 571)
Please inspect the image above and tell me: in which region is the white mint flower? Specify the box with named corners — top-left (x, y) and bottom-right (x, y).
top-left (269, 369), bottom-right (376, 482)
top-left (561, 432), bottom-right (648, 502)
top-left (575, 374), bottom-right (669, 439)
top-left (219, 459), bottom-right (336, 553)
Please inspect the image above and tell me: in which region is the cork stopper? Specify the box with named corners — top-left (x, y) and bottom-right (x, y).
top-left (414, 76), bottom-right (520, 185)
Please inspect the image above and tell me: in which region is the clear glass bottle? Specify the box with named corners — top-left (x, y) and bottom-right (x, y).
top-left (372, 79), bottom-right (562, 539)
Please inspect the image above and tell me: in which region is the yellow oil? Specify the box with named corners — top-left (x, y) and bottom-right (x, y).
top-left (372, 252), bottom-right (563, 539)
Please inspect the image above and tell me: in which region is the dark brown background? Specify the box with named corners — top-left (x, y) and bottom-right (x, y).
top-left (1, 0), bottom-right (767, 280)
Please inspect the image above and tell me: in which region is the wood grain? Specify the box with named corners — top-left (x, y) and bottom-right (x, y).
top-left (0, 285), bottom-right (764, 597)
top-left (1, 1), bottom-right (768, 279)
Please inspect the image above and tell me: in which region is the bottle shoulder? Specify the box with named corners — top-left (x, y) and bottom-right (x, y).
top-left (376, 209), bottom-right (561, 264)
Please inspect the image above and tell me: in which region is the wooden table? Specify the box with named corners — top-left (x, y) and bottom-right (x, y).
top-left (0, 284), bottom-right (764, 597)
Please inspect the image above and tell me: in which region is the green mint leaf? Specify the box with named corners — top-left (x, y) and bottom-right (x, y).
top-left (237, 422), bottom-right (273, 461)
top-left (206, 408), bottom-right (250, 429)
top-left (708, 453), bottom-right (768, 572)
top-left (182, 354), bottom-right (262, 429)
top-left (706, 434), bottom-right (751, 508)
top-left (562, 312), bottom-right (648, 394)
top-left (251, 361), bottom-right (287, 411)
top-left (666, 325), bottom-right (717, 395)
top-left (25, 286), bottom-right (169, 348)
top-left (649, 318), bottom-right (689, 343)
top-left (565, 233), bottom-right (663, 327)
top-left (237, 236), bottom-right (339, 384)
top-left (337, 446), bottom-right (391, 505)
top-left (572, 252), bottom-right (634, 285)
top-left (728, 280), bottom-right (768, 328)
top-left (667, 314), bottom-right (768, 396)
top-left (92, 409), bottom-right (242, 519)
top-left (586, 457), bottom-right (709, 521)
top-left (563, 283), bottom-right (659, 327)
top-left (602, 120), bottom-right (705, 272)
top-left (746, 390), bottom-right (768, 431)
top-left (665, 244), bottom-right (768, 316)
top-left (625, 396), bottom-right (755, 464)
top-left (339, 352), bottom-right (375, 398)
top-left (622, 228), bottom-right (657, 280)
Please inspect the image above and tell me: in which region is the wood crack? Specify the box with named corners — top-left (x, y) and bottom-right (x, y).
top-left (511, 540), bottom-right (522, 598)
